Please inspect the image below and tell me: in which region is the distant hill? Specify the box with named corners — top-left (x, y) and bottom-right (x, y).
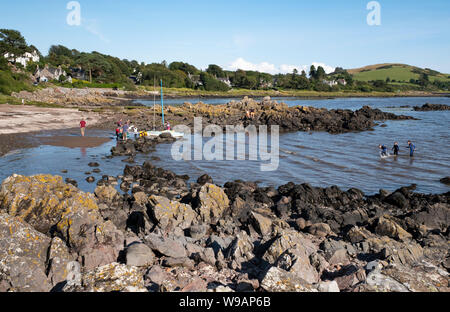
top-left (346, 63), bottom-right (450, 83)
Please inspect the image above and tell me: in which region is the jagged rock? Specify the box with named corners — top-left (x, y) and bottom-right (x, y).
top-left (63, 263), bottom-right (146, 292)
top-left (0, 174), bottom-right (124, 270)
top-left (133, 192), bottom-right (149, 207)
top-left (345, 226), bottom-right (372, 244)
top-left (440, 177), bottom-right (450, 185)
top-left (195, 184), bottom-right (230, 224)
top-left (47, 237), bottom-right (76, 287)
top-left (189, 224), bottom-right (208, 240)
top-left (385, 191), bottom-right (408, 208)
top-left (144, 233), bottom-right (187, 258)
top-left (262, 229), bottom-right (316, 264)
top-left (0, 213), bottom-right (52, 292)
top-left (363, 236), bottom-right (423, 265)
top-left (308, 223), bottom-right (332, 237)
top-left (126, 243), bottom-right (155, 267)
top-left (320, 238), bottom-right (350, 266)
top-left (249, 211), bottom-right (272, 236)
top-left (197, 174), bottom-right (213, 185)
top-left (95, 185), bottom-right (121, 204)
top-left (275, 247), bottom-right (320, 284)
top-left (414, 103), bottom-right (450, 111)
top-left (225, 231), bottom-right (254, 269)
top-left (148, 195), bottom-right (196, 231)
top-left (375, 216), bottom-right (412, 241)
top-left (162, 257), bottom-right (195, 269)
top-left (260, 267), bottom-right (317, 292)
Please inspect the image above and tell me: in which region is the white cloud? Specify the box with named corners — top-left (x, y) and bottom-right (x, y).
top-left (227, 58), bottom-right (278, 74)
top-left (226, 58), bottom-right (335, 75)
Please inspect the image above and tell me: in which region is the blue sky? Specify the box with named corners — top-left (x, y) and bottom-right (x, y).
top-left (1, 0), bottom-right (449, 73)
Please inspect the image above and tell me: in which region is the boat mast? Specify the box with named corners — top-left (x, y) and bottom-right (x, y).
top-left (160, 79), bottom-right (165, 127)
top-left (153, 76), bottom-right (156, 131)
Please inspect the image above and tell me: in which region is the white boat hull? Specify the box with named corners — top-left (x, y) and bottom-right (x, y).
top-left (145, 130), bottom-right (184, 139)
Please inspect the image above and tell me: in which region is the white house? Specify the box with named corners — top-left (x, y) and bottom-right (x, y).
top-left (3, 50), bottom-right (40, 67)
top-left (323, 79), bottom-right (338, 87)
top-left (34, 64), bottom-right (67, 83)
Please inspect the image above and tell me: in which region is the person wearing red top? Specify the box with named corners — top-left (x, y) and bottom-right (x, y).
top-left (80, 119), bottom-right (86, 137)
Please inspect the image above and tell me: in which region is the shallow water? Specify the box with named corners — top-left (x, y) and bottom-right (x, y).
top-left (0, 97), bottom-right (449, 195)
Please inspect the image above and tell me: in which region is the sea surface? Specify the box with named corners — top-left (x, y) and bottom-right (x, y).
top-left (0, 97), bottom-right (449, 195)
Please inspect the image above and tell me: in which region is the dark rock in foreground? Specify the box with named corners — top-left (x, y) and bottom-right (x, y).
top-left (0, 168), bottom-right (448, 293)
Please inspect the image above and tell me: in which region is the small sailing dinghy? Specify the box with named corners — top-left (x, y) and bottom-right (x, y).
top-left (142, 79), bottom-right (184, 139)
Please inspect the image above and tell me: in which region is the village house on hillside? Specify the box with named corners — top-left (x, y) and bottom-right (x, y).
top-left (69, 67), bottom-right (87, 81)
top-left (323, 79), bottom-right (347, 87)
top-left (188, 73), bottom-right (203, 87)
top-left (3, 50), bottom-right (40, 67)
top-left (217, 77), bottom-right (232, 87)
top-left (34, 64), bottom-right (67, 83)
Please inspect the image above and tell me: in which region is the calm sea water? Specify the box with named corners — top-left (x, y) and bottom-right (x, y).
top-left (0, 97), bottom-right (449, 195)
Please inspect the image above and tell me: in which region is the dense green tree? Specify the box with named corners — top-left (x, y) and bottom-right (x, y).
top-left (316, 66), bottom-right (326, 81)
top-left (169, 62), bottom-right (199, 76)
top-left (0, 29), bottom-right (30, 59)
top-left (206, 64), bottom-right (226, 78)
top-left (200, 72), bottom-right (230, 91)
top-left (309, 65), bottom-right (317, 80)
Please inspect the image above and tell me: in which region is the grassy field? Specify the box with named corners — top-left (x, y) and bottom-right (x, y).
top-left (350, 64), bottom-right (450, 83)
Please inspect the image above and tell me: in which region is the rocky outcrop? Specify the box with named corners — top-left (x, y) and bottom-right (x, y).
top-left (413, 103), bottom-right (450, 111)
top-left (0, 213), bottom-right (52, 292)
top-left (0, 175), bottom-right (124, 270)
top-left (0, 167), bottom-right (448, 292)
top-left (12, 87), bottom-right (130, 107)
top-left (62, 263), bottom-right (147, 292)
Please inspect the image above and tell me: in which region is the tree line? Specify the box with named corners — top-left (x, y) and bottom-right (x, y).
top-left (1, 29), bottom-right (448, 94)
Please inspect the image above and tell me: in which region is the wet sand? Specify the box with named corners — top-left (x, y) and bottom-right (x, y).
top-left (0, 104), bottom-right (102, 135)
top-left (39, 136), bottom-right (111, 149)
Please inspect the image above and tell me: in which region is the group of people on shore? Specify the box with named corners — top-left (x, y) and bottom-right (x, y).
top-left (115, 119), bottom-right (131, 141)
top-left (379, 141), bottom-right (416, 158)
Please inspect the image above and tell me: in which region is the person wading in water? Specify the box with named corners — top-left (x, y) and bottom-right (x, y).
top-left (407, 140), bottom-right (416, 157)
top-left (392, 142), bottom-right (400, 156)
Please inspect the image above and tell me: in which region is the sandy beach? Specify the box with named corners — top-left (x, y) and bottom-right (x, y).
top-left (0, 104), bottom-right (112, 156)
top-left (0, 104), bottom-right (102, 135)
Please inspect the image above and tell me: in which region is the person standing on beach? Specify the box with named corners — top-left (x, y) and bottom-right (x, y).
top-left (80, 118), bottom-right (86, 137)
top-left (123, 121), bottom-right (129, 141)
top-left (407, 141), bottom-right (416, 157)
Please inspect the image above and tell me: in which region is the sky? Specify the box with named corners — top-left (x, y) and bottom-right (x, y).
top-left (1, 0), bottom-right (449, 74)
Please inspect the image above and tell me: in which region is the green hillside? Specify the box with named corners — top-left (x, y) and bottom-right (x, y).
top-left (348, 64), bottom-right (450, 83)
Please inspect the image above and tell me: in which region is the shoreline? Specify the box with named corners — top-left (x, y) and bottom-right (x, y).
top-left (131, 89), bottom-right (450, 100)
